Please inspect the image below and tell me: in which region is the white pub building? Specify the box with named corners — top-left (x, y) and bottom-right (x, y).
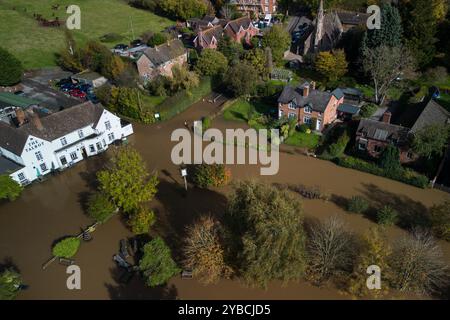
top-left (0, 101), bottom-right (133, 185)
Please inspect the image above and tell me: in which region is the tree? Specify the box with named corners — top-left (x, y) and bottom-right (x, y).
top-left (128, 206), bottom-right (156, 235)
top-left (243, 48), bottom-right (268, 78)
top-left (359, 103), bottom-right (378, 118)
top-left (183, 216), bottom-right (231, 284)
top-left (389, 229), bottom-right (449, 295)
top-left (362, 3), bottom-right (402, 49)
top-left (169, 65), bottom-right (200, 93)
top-left (0, 47), bottom-right (23, 86)
top-left (376, 205), bottom-right (399, 226)
top-left (56, 30), bottom-right (83, 72)
top-left (362, 45), bottom-right (415, 105)
top-left (192, 164), bottom-right (231, 188)
top-left (347, 196), bottom-right (370, 214)
top-left (226, 181), bottom-right (307, 288)
top-left (97, 147), bottom-right (159, 213)
top-left (0, 175), bottom-right (23, 201)
top-left (218, 35), bottom-right (244, 63)
top-left (87, 192), bottom-right (116, 223)
top-left (139, 237), bottom-right (180, 287)
top-left (400, 0), bottom-right (438, 67)
top-left (195, 49), bottom-right (228, 76)
top-left (0, 269), bottom-right (22, 300)
top-left (379, 144), bottom-right (401, 174)
top-left (223, 63), bottom-right (258, 97)
top-left (306, 217), bottom-right (355, 284)
top-left (52, 237), bottom-right (81, 258)
top-left (315, 50), bottom-right (348, 82)
top-left (147, 32), bottom-right (168, 47)
top-left (262, 24), bottom-right (291, 64)
top-left (428, 201), bottom-right (450, 241)
top-left (347, 228), bottom-right (392, 298)
top-left (412, 124), bottom-right (449, 158)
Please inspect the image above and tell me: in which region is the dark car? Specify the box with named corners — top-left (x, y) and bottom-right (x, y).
top-left (114, 43), bottom-right (129, 51)
top-left (86, 93), bottom-right (99, 104)
top-left (56, 78), bottom-right (73, 87)
top-left (14, 90), bottom-right (25, 96)
top-left (130, 39), bottom-right (144, 48)
top-left (75, 83), bottom-right (92, 93)
top-left (60, 83), bottom-right (77, 92)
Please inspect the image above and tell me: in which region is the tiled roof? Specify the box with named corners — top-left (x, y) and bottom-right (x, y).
top-left (338, 104), bottom-right (360, 115)
top-left (225, 17), bottom-right (255, 34)
top-left (0, 155), bottom-right (23, 175)
top-left (278, 82), bottom-right (341, 113)
top-left (337, 11), bottom-right (370, 25)
top-left (410, 99), bottom-right (450, 133)
top-left (195, 25), bottom-right (224, 47)
top-left (0, 101), bottom-right (104, 156)
top-left (357, 119), bottom-right (409, 143)
top-left (142, 39), bottom-right (186, 67)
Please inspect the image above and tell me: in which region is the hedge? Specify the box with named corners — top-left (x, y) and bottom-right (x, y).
top-left (156, 77), bottom-right (212, 120)
top-left (335, 156), bottom-right (429, 188)
top-left (52, 237), bottom-right (81, 258)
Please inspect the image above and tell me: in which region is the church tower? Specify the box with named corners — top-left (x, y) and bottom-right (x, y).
top-left (313, 0), bottom-right (324, 52)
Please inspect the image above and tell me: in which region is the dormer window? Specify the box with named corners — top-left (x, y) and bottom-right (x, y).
top-left (288, 101), bottom-right (296, 110)
top-left (304, 105), bottom-right (312, 114)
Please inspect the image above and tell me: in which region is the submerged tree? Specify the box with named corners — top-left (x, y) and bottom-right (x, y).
top-left (0, 269), bottom-right (23, 300)
top-left (0, 175), bottom-right (23, 202)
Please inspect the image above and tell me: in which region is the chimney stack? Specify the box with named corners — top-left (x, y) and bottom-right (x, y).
top-left (28, 110), bottom-right (44, 131)
top-left (15, 108), bottom-right (26, 126)
top-left (382, 111), bottom-right (392, 124)
top-left (310, 81), bottom-right (316, 90)
top-left (303, 84), bottom-right (310, 97)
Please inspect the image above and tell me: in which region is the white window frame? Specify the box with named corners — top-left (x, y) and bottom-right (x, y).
top-left (288, 101), bottom-right (296, 110)
top-left (60, 137), bottom-right (67, 146)
top-left (304, 105), bottom-right (312, 114)
top-left (303, 116), bottom-right (312, 124)
top-left (70, 152), bottom-right (78, 161)
top-left (35, 151), bottom-right (43, 161)
top-left (78, 129), bottom-right (84, 139)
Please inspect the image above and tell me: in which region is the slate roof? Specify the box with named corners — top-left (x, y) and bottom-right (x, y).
top-left (0, 101), bottom-right (104, 156)
top-left (357, 119), bottom-right (409, 143)
top-left (0, 155), bottom-right (23, 175)
top-left (337, 11), bottom-right (370, 25)
top-left (141, 39), bottom-right (186, 67)
top-left (338, 104), bottom-right (360, 115)
top-left (224, 17), bottom-right (255, 34)
top-left (278, 83), bottom-right (343, 113)
top-left (410, 99), bottom-right (450, 133)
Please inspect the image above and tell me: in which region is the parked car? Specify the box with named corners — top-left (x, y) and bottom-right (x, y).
top-left (69, 89), bottom-right (87, 99)
top-left (114, 43), bottom-right (129, 51)
top-left (14, 90), bottom-right (25, 96)
top-left (86, 93), bottom-right (99, 104)
top-left (75, 83), bottom-right (92, 93)
top-left (60, 83), bottom-right (77, 92)
top-left (56, 78), bottom-right (73, 87)
top-left (130, 39), bottom-right (144, 48)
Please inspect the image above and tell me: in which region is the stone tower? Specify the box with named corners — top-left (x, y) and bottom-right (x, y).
top-left (313, 0), bottom-right (324, 52)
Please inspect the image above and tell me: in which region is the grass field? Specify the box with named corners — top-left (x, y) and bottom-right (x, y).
top-left (0, 0), bottom-right (174, 69)
top-left (284, 131), bottom-right (320, 149)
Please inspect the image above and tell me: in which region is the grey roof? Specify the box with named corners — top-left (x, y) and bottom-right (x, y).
top-left (357, 119), bottom-right (409, 143)
top-left (0, 101), bottom-right (104, 155)
top-left (338, 104), bottom-right (360, 115)
top-left (0, 155), bottom-right (23, 175)
top-left (0, 92), bottom-right (40, 109)
top-left (337, 11), bottom-right (370, 25)
top-left (72, 70), bottom-right (105, 81)
top-left (142, 39), bottom-right (186, 67)
top-left (341, 87), bottom-right (363, 97)
top-left (410, 99), bottom-right (450, 133)
top-left (278, 82), bottom-right (342, 112)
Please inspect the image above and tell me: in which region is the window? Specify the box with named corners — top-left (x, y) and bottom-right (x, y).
top-left (407, 151), bottom-right (414, 159)
top-left (70, 152), bottom-right (78, 161)
top-left (288, 113), bottom-right (296, 120)
top-left (18, 173), bottom-right (26, 181)
top-left (89, 145), bottom-right (95, 153)
top-left (60, 156), bottom-right (67, 166)
top-left (78, 130), bottom-right (84, 139)
top-left (96, 142), bottom-right (103, 150)
top-left (303, 116), bottom-right (312, 124)
top-left (105, 121), bottom-right (111, 130)
top-left (374, 145), bottom-right (383, 153)
top-left (304, 105), bottom-right (312, 114)
top-left (288, 101), bottom-right (296, 110)
top-left (35, 151), bottom-right (43, 161)
top-left (358, 143), bottom-right (367, 151)
top-left (40, 163), bottom-right (48, 172)
top-left (108, 133), bottom-right (115, 141)
top-left (60, 137), bottom-right (67, 146)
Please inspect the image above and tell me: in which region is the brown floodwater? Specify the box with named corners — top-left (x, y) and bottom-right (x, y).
top-left (0, 97), bottom-right (449, 299)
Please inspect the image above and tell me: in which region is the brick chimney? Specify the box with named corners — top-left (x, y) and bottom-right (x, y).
top-left (15, 108), bottom-right (26, 126)
top-left (28, 110), bottom-right (44, 131)
top-left (303, 84), bottom-right (310, 97)
top-left (382, 111), bottom-right (392, 124)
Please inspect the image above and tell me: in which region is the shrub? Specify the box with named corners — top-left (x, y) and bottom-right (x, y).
top-left (147, 32), bottom-right (168, 47)
top-left (291, 184), bottom-right (323, 200)
top-left (52, 237), bottom-right (81, 258)
top-left (192, 164), bottom-right (231, 188)
top-left (99, 33), bottom-right (123, 43)
top-left (428, 201), bottom-right (450, 241)
top-left (298, 124), bottom-right (310, 133)
top-left (359, 103), bottom-right (378, 118)
top-left (0, 269), bottom-right (22, 300)
top-left (348, 196), bottom-right (369, 214)
top-left (202, 116), bottom-right (211, 131)
top-left (0, 47), bottom-right (23, 86)
top-left (377, 206), bottom-right (399, 226)
top-left (0, 175), bottom-right (23, 201)
top-left (327, 131), bottom-right (350, 159)
top-left (128, 207), bottom-right (156, 235)
top-left (87, 192), bottom-right (116, 223)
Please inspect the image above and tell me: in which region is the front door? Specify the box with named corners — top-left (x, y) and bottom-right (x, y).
top-left (316, 119), bottom-right (322, 131)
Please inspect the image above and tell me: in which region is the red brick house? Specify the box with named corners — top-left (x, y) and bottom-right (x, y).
top-left (277, 82), bottom-right (344, 131)
top-left (223, 17), bottom-right (259, 44)
top-left (193, 25), bottom-right (224, 50)
top-left (229, 0), bottom-right (277, 16)
top-left (136, 39), bottom-right (187, 81)
top-left (356, 99), bottom-right (450, 163)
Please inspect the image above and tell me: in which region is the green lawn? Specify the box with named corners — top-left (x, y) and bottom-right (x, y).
top-left (223, 98), bottom-right (274, 123)
top-left (0, 0), bottom-right (174, 69)
top-left (284, 131), bottom-right (320, 149)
